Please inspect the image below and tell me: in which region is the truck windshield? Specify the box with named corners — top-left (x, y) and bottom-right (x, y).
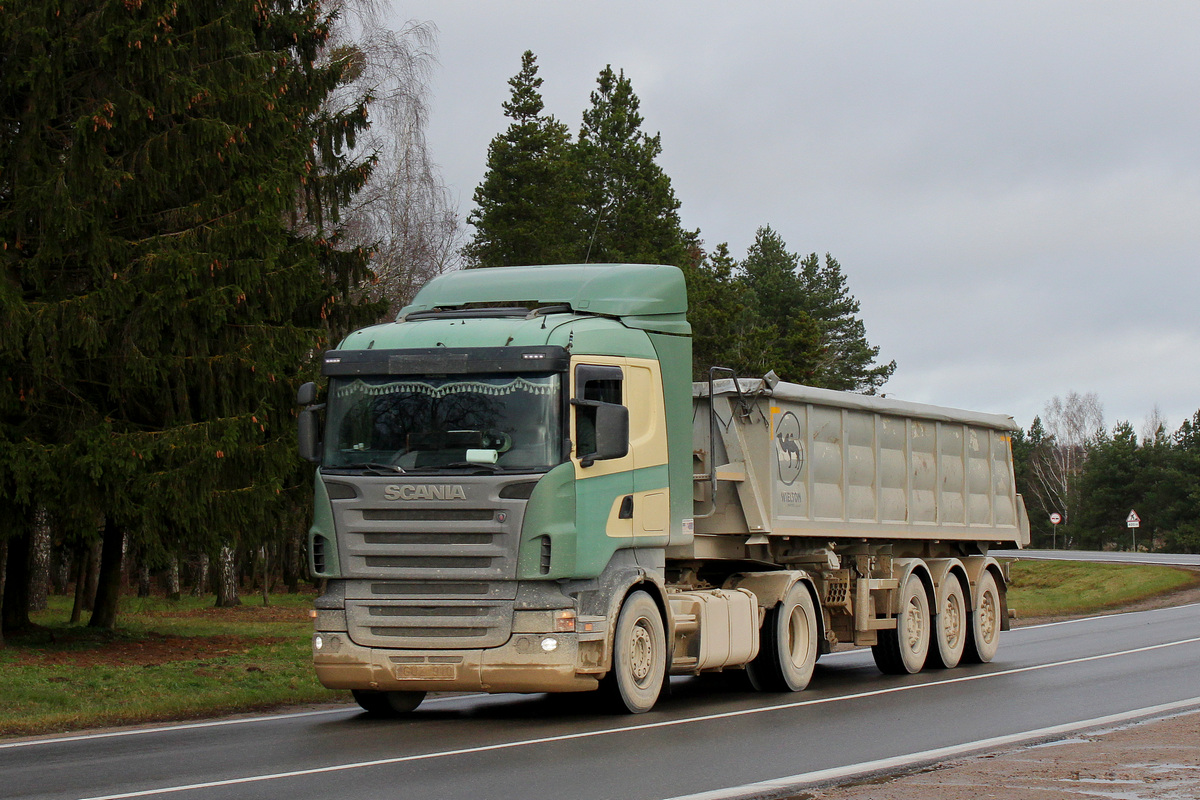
top-left (323, 373), bottom-right (563, 472)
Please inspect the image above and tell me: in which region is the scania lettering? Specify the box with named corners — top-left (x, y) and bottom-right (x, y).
top-left (298, 264), bottom-right (1029, 715)
top-left (384, 485), bottom-right (468, 501)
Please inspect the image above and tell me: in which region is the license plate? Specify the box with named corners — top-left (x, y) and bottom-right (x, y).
top-left (398, 664), bottom-right (457, 680)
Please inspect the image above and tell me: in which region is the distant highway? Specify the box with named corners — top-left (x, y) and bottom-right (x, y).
top-left (994, 549), bottom-right (1200, 567)
top-left (4, 603), bottom-right (1200, 800)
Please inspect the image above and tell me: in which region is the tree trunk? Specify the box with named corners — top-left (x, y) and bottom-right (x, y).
top-left (29, 508), bottom-right (52, 612)
top-left (88, 518), bottom-right (125, 629)
top-left (83, 537), bottom-right (102, 612)
top-left (191, 553), bottom-right (210, 597)
top-left (214, 546), bottom-right (241, 608)
top-left (260, 546), bottom-right (270, 607)
top-left (2, 531), bottom-right (33, 634)
top-left (282, 527), bottom-right (302, 593)
top-left (163, 556), bottom-right (182, 601)
top-left (0, 539), bottom-right (7, 648)
top-left (70, 543), bottom-right (92, 624)
top-left (137, 561), bottom-right (152, 598)
top-left (52, 545), bottom-right (72, 596)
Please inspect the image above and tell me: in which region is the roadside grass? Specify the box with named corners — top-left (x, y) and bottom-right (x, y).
top-left (0, 593), bottom-right (345, 738)
top-left (1006, 560), bottom-right (1199, 618)
top-left (2, 560), bottom-right (1196, 739)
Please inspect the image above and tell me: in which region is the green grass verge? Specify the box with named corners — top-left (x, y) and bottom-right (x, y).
top-left (2, 562), bottom-right (1196, 738)
top-left (1007, 560), bottom-right (1199, 618)
top-left (0, 593), bottom-right (346, 739)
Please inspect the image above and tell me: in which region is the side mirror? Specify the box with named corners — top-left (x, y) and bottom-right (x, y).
top-left (297, 381), bottom-right (318, 405)
top-left (298, 410), bottom-right (322, 463)
top-left (297, 382), bottom-right (322, 463)
top-left (580, 402), bottom-right (628, 467)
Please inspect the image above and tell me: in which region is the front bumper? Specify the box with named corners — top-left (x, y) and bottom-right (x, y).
top-left (312, 620), bottom-right (606, 694)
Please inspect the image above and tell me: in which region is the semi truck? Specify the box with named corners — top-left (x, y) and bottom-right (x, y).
top-left (297, 263), bottom-right (1029, 715)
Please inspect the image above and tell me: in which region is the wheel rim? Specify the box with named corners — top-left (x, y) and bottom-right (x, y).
top-left (943, 592), bottom-right (963, 648)
top-left (904, 593), bottom-right (925, 653)
top-left (978, 589), bottom-right (998, 645)
top-left (629, 618), bottom-right (654, 687)
top-left (786, 604), bottom-right (811, 669)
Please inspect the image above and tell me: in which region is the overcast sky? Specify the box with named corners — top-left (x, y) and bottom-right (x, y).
top-left (386, 1), bottom-right (1200, 433)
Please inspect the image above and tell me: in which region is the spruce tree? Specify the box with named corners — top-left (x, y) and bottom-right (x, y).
top-left (681, 243), bottom-right (746, 378)
top-left (737, 227), bottom-right (822, 382)
top-left (794, 253), bottom-right (896, 393)
top-left (0, 0), bottom-right (380, 629)
top-left (575, 66), bottom-right (690, 266)
top-left (464, 51), bottom-right (579, 267)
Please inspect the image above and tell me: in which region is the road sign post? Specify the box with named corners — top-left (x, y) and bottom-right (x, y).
top-left (1049, 512), bottom-right (1062, 549)
top-left (1127, 509), bottom-right (1141, 552)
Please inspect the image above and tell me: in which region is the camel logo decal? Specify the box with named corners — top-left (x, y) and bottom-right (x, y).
top-left (775, 411), bottom-right (804, 486)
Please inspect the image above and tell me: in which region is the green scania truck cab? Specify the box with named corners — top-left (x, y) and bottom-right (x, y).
top-left (299, 263), bottom-right (1028, 715)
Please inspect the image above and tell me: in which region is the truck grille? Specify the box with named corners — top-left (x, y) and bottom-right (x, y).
top-left (328, 476), bottom-right (533, 650)
top-left (345, 599), bottom-right (513, 649)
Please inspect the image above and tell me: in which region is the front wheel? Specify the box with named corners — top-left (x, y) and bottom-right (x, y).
top-left (351, 689), bottom-right (426, 717)
top-left (603, 590), bottom-right (667, 714)
top-left (747, 581), bottom-right (818, 692)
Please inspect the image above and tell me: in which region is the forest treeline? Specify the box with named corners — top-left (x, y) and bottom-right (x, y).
top-left (1014, 393), bottom-right (1200, 553)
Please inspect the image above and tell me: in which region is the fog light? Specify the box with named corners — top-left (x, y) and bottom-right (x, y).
top-left (541, 637), bottom-right (558, 652)
top-left (314, 635), bottom-right (324, 651)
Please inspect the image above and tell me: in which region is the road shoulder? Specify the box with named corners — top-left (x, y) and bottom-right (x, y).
top-left (807, 706), bottom-right (1200, 800)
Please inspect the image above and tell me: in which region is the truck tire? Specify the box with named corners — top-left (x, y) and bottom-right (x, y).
top-left (963, 570), bottom-right (1002, 664)
top-left (926, 574), bottom-right (967, 669)
top-left (604, 590), bottom-right (666, 713)
top-left (747, 581), bottom-right (818, 692)
top-left (872, 571), bottom-right (930, 675)
top-left (351, 689), bottom-right (426, 716)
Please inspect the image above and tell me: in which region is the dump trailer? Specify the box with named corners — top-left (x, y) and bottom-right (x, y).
top-left (298, 263), bottom-right (1029, 715)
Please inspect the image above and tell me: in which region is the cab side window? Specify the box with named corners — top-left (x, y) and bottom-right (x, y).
top-left (574, 365), bottom-right (623, 459)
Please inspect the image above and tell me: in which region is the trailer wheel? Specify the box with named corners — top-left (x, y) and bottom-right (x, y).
top-left (872, 572), bottom-right (930, 674)
top-left (926, 574), bottom-right (967, 669)
top-left (747, 581), bottom-right (818, 692)
top-left (351, 689), bottom-right (426, 716)
top-left (604, 590), bottom-right (666, 713)
top-left (963, 570), bottom-right (1001, 664)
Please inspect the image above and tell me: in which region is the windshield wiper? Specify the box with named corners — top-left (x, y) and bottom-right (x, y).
top-left (410, 461), bottom-right (508, 474)
top-left (353, 462), bottom-right (407, 475)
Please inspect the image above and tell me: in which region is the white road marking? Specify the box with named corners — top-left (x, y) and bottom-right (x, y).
top-left (76, 634), bottom-right (1200, 800)
top-left (0, 695), bottom-right (475, 751)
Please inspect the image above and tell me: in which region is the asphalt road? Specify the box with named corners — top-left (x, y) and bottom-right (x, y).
top-left (5, 602), bottom-right (1200, 800)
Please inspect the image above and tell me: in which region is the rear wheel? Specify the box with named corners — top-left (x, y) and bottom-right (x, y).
top-left (963, 571), bottom-right (1002, 663)
top-left (748, 581), bottom-right (819, 692)
top-left (927, 575), bottom-right (967, 669)
top-left (872, 571), bottom-right (930, 675)
top-left (604, 590), bottom-right (666, 713)
top-left (351, 689), bottom-right (426, 716)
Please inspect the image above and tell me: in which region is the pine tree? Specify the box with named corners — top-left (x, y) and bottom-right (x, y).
top-left (0, 0), bottom-right (380, 630)
top-left (1164, 413), bottom-right (1200, 552)
top-left (464, 51), bottom-right (579, 267)
top-left (681, 243), bottom-right (746, 378)
top-left (575, 66), bottom-right (690, 266)
top-left (734, 227), bottom-right (822, 382)
top-left (1077, 422), bottom-right (1141, 551)
top-left (795, 253), bottom-right (896, 392)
